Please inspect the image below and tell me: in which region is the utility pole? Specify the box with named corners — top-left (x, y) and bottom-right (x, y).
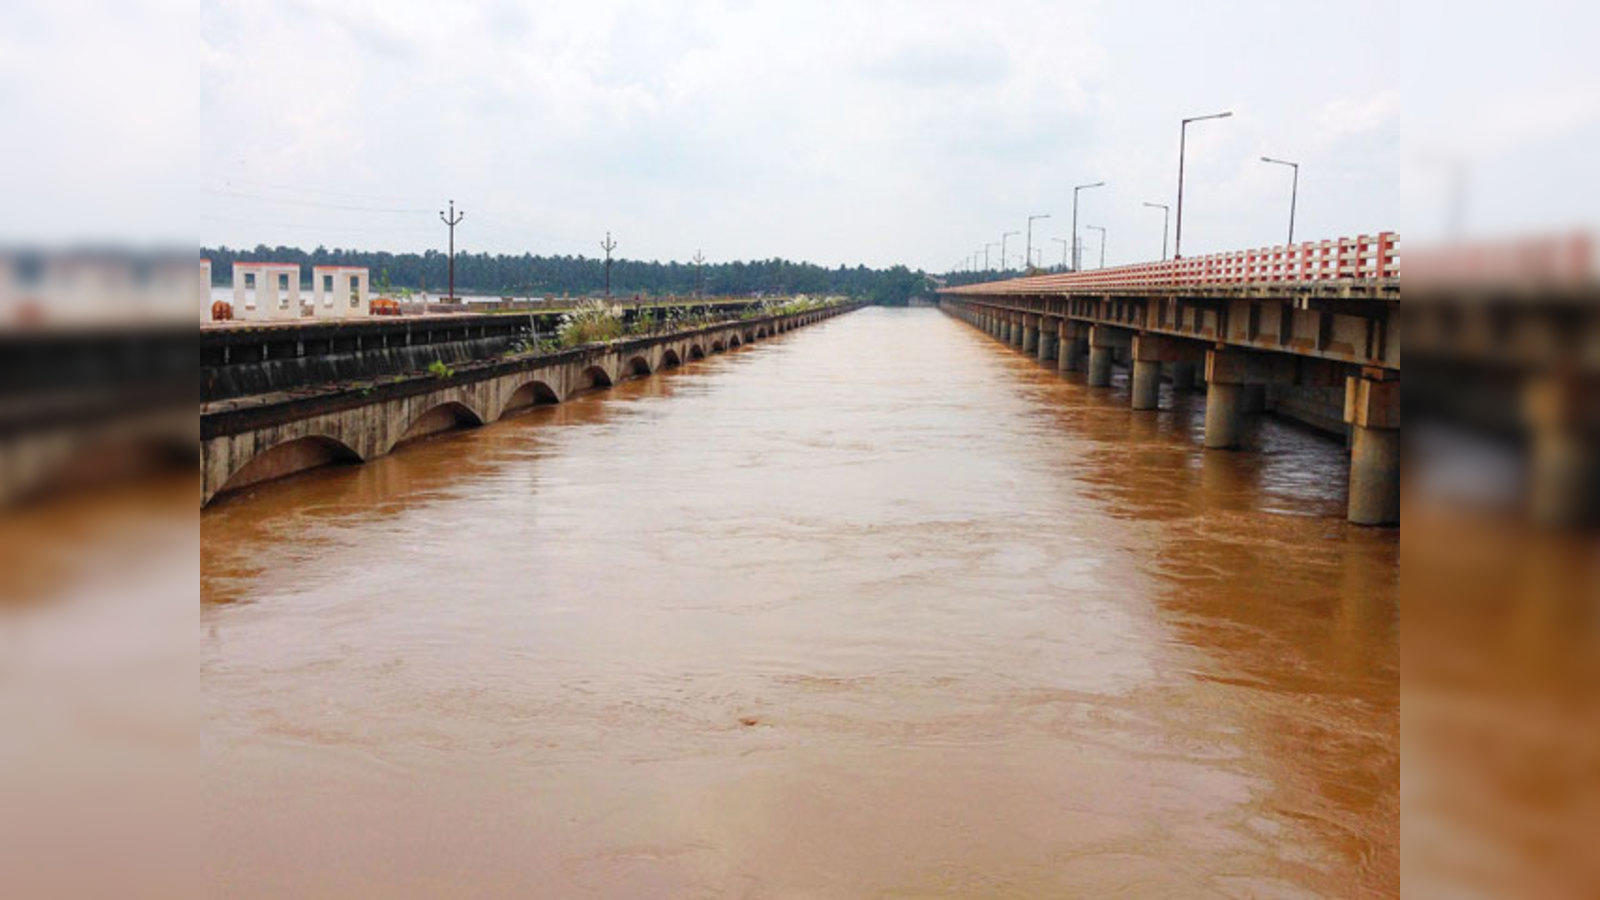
top-left (1142, 202), bottom-right (1170, 260)
top-left (1070, 181), bottom-right (1105, 271)
top-left (439, 199), bottom-right (464, 301)
top-left (1000, 230), bottom-right (1019, 274)
top-left (600, 231), bottom-right (618, 297)
top-left (1175, 110), bottom-right (1232, 259)
top-left (1052, 237), bottom-right (1070, 270)
top-left (692, 249), bottom-right (705, 299)
top-left (1026, 214), bottom-right (1050, 274)
top-left (1086, 225), bottom-right (1106, 268)
top-left (984, 242), bottom-right (998, 271)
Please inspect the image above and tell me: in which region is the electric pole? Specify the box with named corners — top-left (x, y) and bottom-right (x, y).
top-left (600, 231), bottom-right (618, 297)
top-left (439, 199), bottom-right (464, 301)
top-left (692, 249), bottom-right (705, 299)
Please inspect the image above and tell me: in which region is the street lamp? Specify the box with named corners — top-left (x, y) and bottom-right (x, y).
top-left (1143, 202), bottom-right (1170, 260)
top-left (1000, 230), bottom-right (1019, 273)
top-left (1052, 237), bottom-right (1070, 270)
top-left (1086, 225), bottom-right (1107, 269)
top-left (1259, 155), bottom-right (1299, 245)
top-left (984, 242), bottom-right (999, 271)
top-left (1071, 181), bottom-right (1105, 271)
top-left (1174, 110), bottom-right (1232, 259)
top-left (1026, 214), bottom-right (1050, 273)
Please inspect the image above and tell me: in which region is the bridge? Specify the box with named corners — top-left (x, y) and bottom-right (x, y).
top-left (939, 233), bottom-right (1399, 525)
top-left (200, 302), bottom-right (858, 505)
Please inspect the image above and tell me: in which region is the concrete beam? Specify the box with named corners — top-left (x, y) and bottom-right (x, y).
top-left (1344, 374), bottom-right (1399, 525)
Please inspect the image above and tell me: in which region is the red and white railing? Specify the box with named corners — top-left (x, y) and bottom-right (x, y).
top-left (949, 232), bottom-right (1398, 294)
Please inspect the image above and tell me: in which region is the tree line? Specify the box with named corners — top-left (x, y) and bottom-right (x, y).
top-left (202, 244), bottom-right (934, 306)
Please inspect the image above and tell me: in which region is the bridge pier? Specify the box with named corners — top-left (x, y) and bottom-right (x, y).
top-left (1129, 334), bottom-right (1172, 411)
top-left (1344, 374), bottom-right (1399, 526)
top-left (1038, 316), bottom-right (1059, 363)
top-left (1203, 349), bottom-right (1294, 450)
top-left (1058, 321), bottom-right (1086, 372)
top-left (1023, 315), bottom-right (1040, 354)
top-left (1087, 326), bottom-right (1128, 388)
top-left (1011, 313), bottom-right (1026, 349)
top-left (1171, 360), bottom-right (1198, 392)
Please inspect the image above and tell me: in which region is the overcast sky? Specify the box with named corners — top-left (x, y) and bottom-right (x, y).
top-left (6, 2), bottom-right (1597, 271)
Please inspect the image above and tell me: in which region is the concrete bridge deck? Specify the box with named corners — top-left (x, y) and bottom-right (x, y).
top-left (940, 233), bottom-right (1399, 525)
top-left (201, 303), bottom-right (859, 506)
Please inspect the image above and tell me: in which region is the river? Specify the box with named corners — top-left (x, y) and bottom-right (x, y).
top-left (201, 306), bottom-right (1398, 896)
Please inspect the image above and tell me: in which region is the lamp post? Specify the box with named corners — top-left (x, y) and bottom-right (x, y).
top-left (1086, 225), bottom-right (1106, 268)
top-left (1052, 237), bottom-right (1070, 270)
top-left (1174, 110), bottom-right (1232, 259)
top-left (1142, 202), bottom-right (1170, 260)
top-left (1026, 214), bottom-right (1050, 273)
top-left (984, 242), bottom-right (998, 271)
top-left (1000, 230), bottom-right (1019, 273)
top-left (1259, 155), bottom-right (1299, 244)
top-left (1071, 181), bottom-right (1105, 271)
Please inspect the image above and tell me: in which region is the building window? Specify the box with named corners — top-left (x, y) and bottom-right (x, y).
top-left (278, 272), bottom-right (290, 309)
top-left (349, 275), bottom-right (360, 307)
top-left (243, 272), bottom-right (256, 308)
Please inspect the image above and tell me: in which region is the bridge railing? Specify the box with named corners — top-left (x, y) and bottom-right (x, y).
top-left (950, 232), bottom-right (1398, 293)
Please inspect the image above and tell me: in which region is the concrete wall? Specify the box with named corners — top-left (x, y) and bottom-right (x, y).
top-left (233, 263), bottom-right (301, 322)
top-left (200, 305), bottom-right (854, 505)
top-left (311, 266), bottom-right (369, 319)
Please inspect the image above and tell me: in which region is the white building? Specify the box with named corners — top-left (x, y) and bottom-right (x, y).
top-left (310, 265), bottom-right (370, 318)
top-left (232, 262), bottom-right (301, 321)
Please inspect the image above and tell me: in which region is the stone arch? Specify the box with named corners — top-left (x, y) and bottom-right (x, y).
top-left (755, 326), bottom-right (768, 338)
top-left (688, 344), bottom-right (706, 360)
top-left (393, 400), bottom-right (484, 449)
top-left (660, 348), bottom-right (683, 368)
top-left (216, 434), bottom-right (362, 500)
top-left (625, 355), bottom-right (652, 377)
top-left (578, 364), bottom-right (613, 391)
top-left (711, 339), bottom-right (726, 352)
top-left (500, 379), bottom-right (560, 418)
top-left (729, 333), bottom-right (743, 348)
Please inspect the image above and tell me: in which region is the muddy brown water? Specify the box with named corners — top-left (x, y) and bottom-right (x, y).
top-left (201, 306), bottom-right (1398, 896)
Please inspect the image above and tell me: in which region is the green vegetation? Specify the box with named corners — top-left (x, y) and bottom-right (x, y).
top-left (556, 300), bottom-right (625, 346)
top-left (201, 244), bottom-right (937, 304)
top-left (427, 360), bottom-right (454, 379)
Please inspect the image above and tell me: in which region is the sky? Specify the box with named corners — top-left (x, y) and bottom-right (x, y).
top-left (4, 1), bottom-right (1597, 272)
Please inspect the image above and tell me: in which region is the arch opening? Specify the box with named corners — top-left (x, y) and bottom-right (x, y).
top-left (661, 348), bottom-right (682, 368)
top-left (729, 334), bottom-right (742, 348)
top-left (216, 435), bottom-right (362, 500)
top-left (710, 340), bottom-right (726, 353)
top-left (688, 345), bottom-right (705, 360)
top-left (625, 355), bottom-right (652, 377)
top-left (394, 400), bottom-right (484, 448)
top-left (501, 380), bottom-right (560, 417)
top-left (579, 364), bottom-right (614, 390)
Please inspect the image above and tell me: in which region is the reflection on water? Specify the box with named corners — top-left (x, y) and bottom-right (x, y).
top-left (202, 307), bottom-right (1397, 896)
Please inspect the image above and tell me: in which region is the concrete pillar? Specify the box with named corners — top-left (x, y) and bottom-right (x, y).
top-left (1131, 360), bottom-right (1161, 410)
top-left (1343, 374), bottom-right (1399, 524)
top-left (1056, 321), bottom-right (1074, 371)
top-left (1086, 325), bottom-right (1125, 388)
top-left (1087, 346), bottom-right (1113, 387)
top-left (1012, 315), bottom-right (1026, 348)
top-left (1023, 316), bottom-right (1040, 354)
top-left (1171, 360), bottom-right (1197, 391)
top-left (1129, 333), bottom-right (1173, 411)
top-left (1241, 383), bottom-right (1268, 414)
top-left (1203, 381), bottom-right (1244, 449)
top-left (1522, 375), bottom-right (1598, 527)
top-left (1038, 316), bottom-right (1059, 363)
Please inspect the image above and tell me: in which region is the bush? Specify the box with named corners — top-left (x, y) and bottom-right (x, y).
top-left (557, 299), bottom-right (625, 346)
